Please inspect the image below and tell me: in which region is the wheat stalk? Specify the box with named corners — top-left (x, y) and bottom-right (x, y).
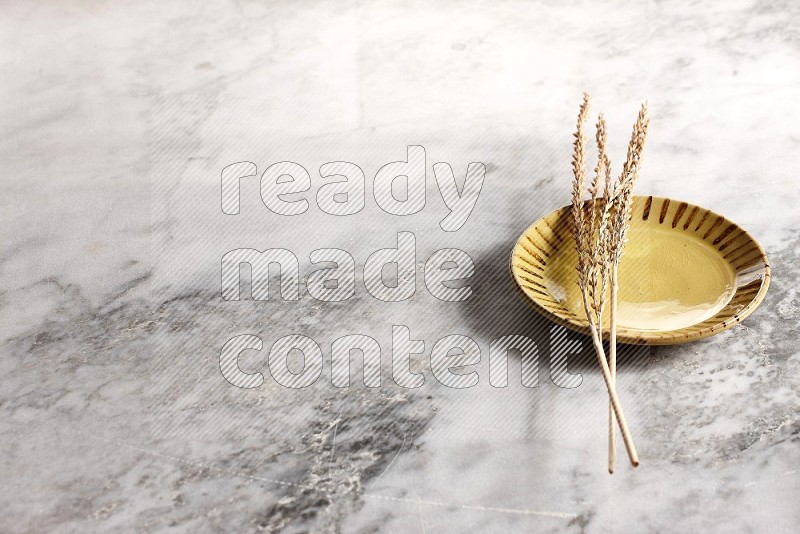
top-left (570, 94), bottom-right (640, 469)
top-left (607, 102), bottom-right (649, 473)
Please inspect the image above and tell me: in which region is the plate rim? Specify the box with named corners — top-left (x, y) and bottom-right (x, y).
top-left (509, 195), bottom-right (771, 345)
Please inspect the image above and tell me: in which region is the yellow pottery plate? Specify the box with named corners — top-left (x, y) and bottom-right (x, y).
top-left (510, 196), bottom-right (771, 345)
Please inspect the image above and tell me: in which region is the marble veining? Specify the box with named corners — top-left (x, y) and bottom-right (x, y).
top-left (1, 0), bottom-right (799, 532)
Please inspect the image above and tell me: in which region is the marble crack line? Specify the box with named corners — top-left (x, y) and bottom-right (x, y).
top-left (89, 434), bottom-right (577, 520)
top-left (362, 494), bottom-right (578, 520)
top-left (415, 495), bottom-right (428, 534)
top-left (327, 406), bottom-right (344, 477)
top-left (373, 430), bottom-right (408, 481)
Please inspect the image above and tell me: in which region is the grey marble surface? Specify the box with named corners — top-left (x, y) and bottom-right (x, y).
top-left (1, 1), bottom-right (799, 532)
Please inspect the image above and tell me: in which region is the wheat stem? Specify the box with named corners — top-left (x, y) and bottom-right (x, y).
top-left (608, 263), bottom-right (619, 473)
top-left (581, 292), bottom-right (639, 467)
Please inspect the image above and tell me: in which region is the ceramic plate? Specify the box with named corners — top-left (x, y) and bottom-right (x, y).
top-left (510, 196), bottom-right (771, 345)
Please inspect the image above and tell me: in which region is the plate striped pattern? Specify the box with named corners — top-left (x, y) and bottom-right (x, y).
top-left (510, 196), bottom-right (771, 345)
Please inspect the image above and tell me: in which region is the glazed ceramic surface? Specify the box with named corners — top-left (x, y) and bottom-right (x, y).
top-left (511, 196), bottom-right (771, 345)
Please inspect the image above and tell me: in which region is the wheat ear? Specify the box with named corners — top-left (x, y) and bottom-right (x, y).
top-left (591, 114), bottom-right (614, 328)
top-left (571, 92), bottom-right (591, 290)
